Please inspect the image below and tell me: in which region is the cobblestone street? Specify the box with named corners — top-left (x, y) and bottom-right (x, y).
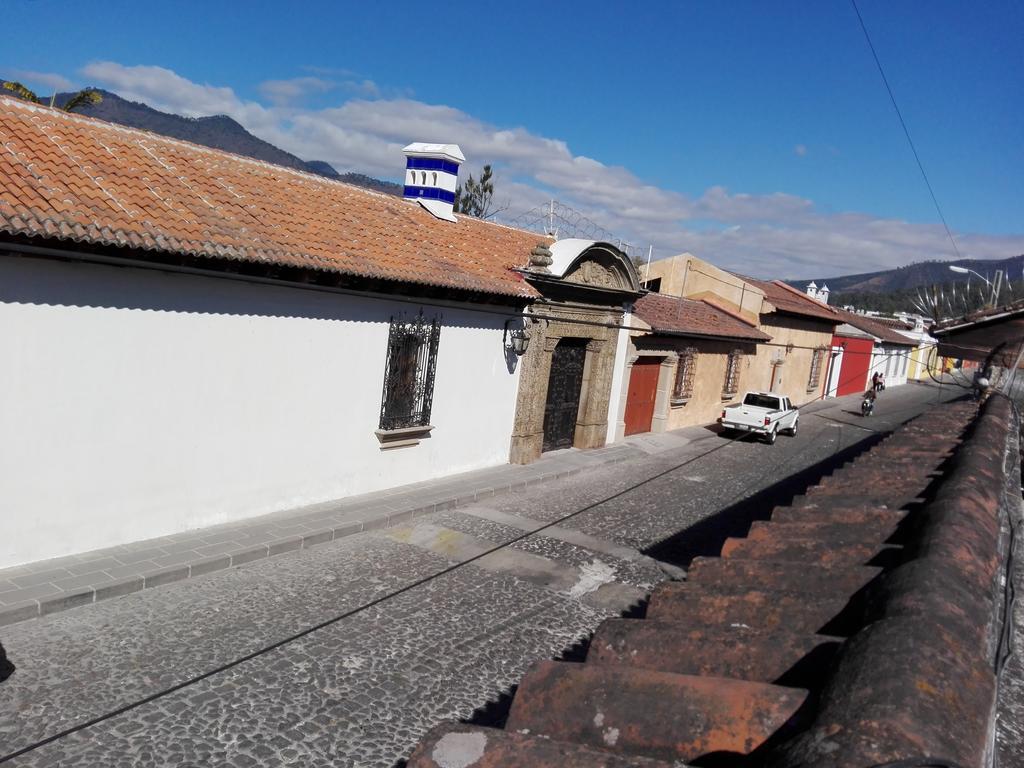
top-left (0, 383), bottom-right (958, 767)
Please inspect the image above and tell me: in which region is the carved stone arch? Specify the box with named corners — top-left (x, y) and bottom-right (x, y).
top-left (561, 242), bottom-right (642, 293)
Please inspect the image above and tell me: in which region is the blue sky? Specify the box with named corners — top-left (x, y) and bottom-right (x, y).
top-left (4, 0), bottom-right (1022, 277)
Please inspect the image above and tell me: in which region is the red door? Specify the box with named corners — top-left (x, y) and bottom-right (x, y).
top-left (624, 358), bottom-right (661, 436)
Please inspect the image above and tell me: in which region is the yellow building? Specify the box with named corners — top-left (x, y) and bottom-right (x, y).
top-left (640, 255), bottom-right (841, 413)
top-left (739, 277), bottom-right (842, 405)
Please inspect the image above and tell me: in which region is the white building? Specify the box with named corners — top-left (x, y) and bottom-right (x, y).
top-left (834, 310), bottom-right (918, 389)
top-left (0, 98), bottom-right (556, 568)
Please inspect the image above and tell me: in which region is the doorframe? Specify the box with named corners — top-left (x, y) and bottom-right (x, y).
top-left (613, 346), bottom-right (675, 441)
top-left (509, 311), bottom-right (622, 464)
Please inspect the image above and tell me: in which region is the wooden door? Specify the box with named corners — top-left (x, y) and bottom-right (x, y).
top-left (624, 358), bottom-right (661, 436)
top-left (542, 339), bottom-right (587, 452)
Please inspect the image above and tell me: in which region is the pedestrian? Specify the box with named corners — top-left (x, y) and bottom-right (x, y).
top-left (0, 641), bottom-right (13, 683)
top-left (872, 372), bottom-right (880, 391)
top-left (878, 373), bottom-right (885, 391)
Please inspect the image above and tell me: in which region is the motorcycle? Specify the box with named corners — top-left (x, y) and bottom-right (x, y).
top-left (861, 397), bottom-right (875, 417)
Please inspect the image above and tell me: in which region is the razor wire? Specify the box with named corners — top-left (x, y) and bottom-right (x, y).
top-left (499, 200), bottom-right (649, 263)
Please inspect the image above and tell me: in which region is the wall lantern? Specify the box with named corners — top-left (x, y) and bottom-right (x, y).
top-left (504, 318), bottom-right (531, 357)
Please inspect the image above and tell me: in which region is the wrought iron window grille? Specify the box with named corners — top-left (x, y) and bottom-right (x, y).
top-left (723, 348), bottom-right (743, 396)
top-left (379, 312), bottom-right (441, 431)
top-left (672, 347), bottom-right (698, 403)
top-left (807, 346), bottom-right (826, 390)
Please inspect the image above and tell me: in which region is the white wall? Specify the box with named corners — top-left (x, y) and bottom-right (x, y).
top-left (869, 344), bottom-right (910, 388)
top-left (0, 255), bottom-right (522, 567)
top-left (824, 345), bottom-right (844, 398)
top-left (606, 310), bottom-right (632, 444)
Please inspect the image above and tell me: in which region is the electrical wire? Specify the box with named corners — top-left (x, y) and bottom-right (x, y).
top-left (849, 0), bottom-right (962, 261)
top-left (0, 359), bottom-right (956, 764)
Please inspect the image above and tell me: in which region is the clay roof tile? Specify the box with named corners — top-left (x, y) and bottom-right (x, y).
top-left (0, 97), bottom-right (544, 299)
top-left (633, 292), bottom-right (770, 342)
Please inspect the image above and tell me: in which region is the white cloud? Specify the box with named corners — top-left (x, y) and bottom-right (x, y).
top-left (258, 76), bottom-right (334, 105)
top-left (75, 62), bottom-right (1024, 279)
top-left (7, 69), bottom-right (75, 93)
top-left (81, 61), bottom-right (243, 118)
top-left (338, 79), bottom-right (381, 98)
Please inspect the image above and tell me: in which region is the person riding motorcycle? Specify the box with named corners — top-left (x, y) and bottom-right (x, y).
top-left (861, 389), bottom-right (877, 416)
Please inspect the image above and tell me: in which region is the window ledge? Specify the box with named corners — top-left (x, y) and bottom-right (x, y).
top-left (375, 425), bottom-right (434, 450)
top-left (722, 391), bottom-right (738, 401)
top-left (806, 386), bottom-right (819, 393)
top-left (670, 397), bottom-right (691, 407)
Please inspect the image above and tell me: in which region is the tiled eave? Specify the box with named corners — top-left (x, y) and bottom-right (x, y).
top-left (0, 232), bottom-right (534, 308)
top-left (641, 326), bottom-right (768, 344)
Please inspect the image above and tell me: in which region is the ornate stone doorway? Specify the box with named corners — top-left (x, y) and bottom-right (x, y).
top-left (508, 239), bottom-right (643, 464)
top-left (542, 339), bottom-right (587, 451)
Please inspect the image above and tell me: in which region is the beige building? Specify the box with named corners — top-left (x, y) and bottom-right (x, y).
top-left (739, 277), bottom-right (842, 404)
top-left (641, 255), bottom-right (841, 408)
top-left (611, 292), bottom-right (770, 437)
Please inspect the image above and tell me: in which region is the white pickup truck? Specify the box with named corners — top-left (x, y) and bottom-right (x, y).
top-left (719, 391), bottom-right (799, 445)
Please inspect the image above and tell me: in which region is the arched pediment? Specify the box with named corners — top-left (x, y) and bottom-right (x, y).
top-left (561, 243), bottom-right (642, 293)
top-left (526, 239), bottom-right (642, 303)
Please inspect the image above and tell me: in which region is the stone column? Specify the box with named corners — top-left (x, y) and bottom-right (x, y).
top-left (651, 356), bottom-right (676, 433)
top-left (574, 338), bottom-right (614, 449)
top-left (508, 330), bottom-right (558, 464)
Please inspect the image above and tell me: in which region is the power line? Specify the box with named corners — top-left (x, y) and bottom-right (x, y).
top-left (849, 0), bottom-right (963, 261)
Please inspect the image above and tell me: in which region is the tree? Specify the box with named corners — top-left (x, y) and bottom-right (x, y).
top-left (454, 164), bottom-right (499, 219)
top-left (1, 81), bottom-right (102, 113)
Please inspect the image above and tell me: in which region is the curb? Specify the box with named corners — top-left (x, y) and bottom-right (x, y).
top-left (0, 447), bottom-right (638, 627)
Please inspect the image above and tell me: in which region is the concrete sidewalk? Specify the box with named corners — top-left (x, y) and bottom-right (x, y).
top-left (0, 441), bottom-right (645, 627)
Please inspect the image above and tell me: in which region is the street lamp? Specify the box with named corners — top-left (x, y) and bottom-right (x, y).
top-left (948, 265), bottom-right (990, 284)
top-left (948, 265), bottom-right (1003, 308)
top-left (504, 318), bottom-right (531, 357)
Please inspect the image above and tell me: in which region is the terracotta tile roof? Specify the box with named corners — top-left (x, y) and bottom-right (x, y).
top-left (740, 276), bottom-right (841, 323)
top-left (633, 292), bottom-right (770, 342)
top-left (933, 297), bottom-right (1024, 333)
top-left (834, 308), bottom-right (917, 345)
top-left (0, 97), bottom-right (544, 299)
top-left (871, 316), bottom-right (915, 331)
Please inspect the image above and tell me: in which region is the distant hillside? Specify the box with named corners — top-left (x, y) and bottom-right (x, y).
top-left (0, 82), bottom-right (402, 196)
top-left (790, 254), bottom-right (1024, 294)
top-left (829, 281), bottom-right (1024, 315)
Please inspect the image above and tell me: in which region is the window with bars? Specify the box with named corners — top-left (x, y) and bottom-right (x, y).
top-left (672, 347), bottom-right (698, 402)
top-left (379, 312), bottom-right (441, 431)
top-left (723, 349), bottom-right (743, 396)
top-left (807, 347), bottom-right (826, 391)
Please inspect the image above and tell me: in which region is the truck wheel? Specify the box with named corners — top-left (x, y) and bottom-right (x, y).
top-left (789, 420), bottom-right (798, 436)
top-left (765, 428), bottom-right (777, 445)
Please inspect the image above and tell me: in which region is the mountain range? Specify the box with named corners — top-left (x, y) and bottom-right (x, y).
top-left (791, 254), bottom-right (1024, 294)
top-left (0, 82), bottom-right (403, 196)
top-left (787, 255), bottom-right (1024, 314)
